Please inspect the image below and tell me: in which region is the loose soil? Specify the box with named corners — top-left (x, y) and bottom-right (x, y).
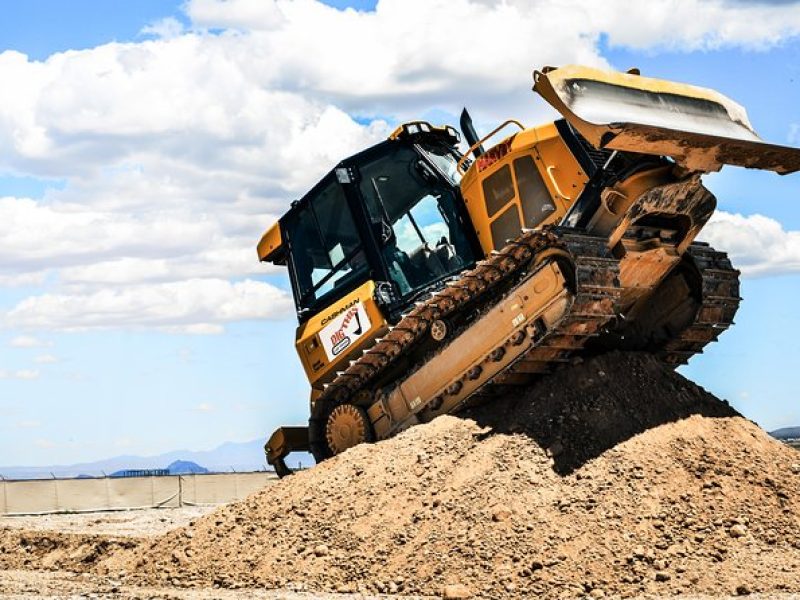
top-left (0, 506), bottom-right (214, 537)
top-left (108, 352), bottom-right (800, 598)
top-left (3, 352), bottom-right (799, 599)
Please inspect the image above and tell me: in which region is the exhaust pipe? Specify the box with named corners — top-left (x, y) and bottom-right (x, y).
top-left (460, 108), bottom-right (485, 159)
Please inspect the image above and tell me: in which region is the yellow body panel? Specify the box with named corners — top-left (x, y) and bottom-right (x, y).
top-left (460, 122), bottom-right (588, 255)
top-left (295, 280), bottom-right (389, 390)
top-left (257, 221), bottom-right (283, 262)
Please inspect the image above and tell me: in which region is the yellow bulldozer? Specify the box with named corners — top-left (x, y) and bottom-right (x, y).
top-left (258, 65), bottom-right (800, 476)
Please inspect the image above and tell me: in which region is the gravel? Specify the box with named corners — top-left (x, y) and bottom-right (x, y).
top-left (92, 352), bottom-right (800, 599)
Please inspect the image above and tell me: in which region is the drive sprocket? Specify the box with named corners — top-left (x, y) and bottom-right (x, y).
top-left (324, 404), bottom-right (374, 456)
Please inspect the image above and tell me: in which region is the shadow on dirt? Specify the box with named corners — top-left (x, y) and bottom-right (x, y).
top-left (463, 351), bottom-right (739, 475)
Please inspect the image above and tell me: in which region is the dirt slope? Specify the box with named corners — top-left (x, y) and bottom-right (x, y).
top-left (103, 352), bottom-right (800, 599)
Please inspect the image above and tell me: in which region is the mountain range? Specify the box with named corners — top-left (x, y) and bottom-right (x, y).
top-left (770, 426), bottom-right (800, 440)
top-left (0, 438), bottom-right (306, 480)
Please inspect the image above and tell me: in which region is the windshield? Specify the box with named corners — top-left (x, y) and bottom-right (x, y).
top-left (359, 143), bottom-right (475, 297)
top-left (283, 177), bottom-right (368, 310)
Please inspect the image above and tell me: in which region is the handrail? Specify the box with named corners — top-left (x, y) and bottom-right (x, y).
top-left (457, 119), bottom-right (525, 173)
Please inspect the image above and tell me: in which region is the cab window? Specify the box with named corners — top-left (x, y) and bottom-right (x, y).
top-left (284, 178), bottom-right (368, 309)
top-left (359, 144), bottom-right (474, 297)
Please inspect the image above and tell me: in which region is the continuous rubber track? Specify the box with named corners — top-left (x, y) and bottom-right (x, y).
top-left (317, 228), bottom-right (571, 408)
top-left (660, 244), bottom-right (741, 365)
top-left (311, 229), bottom-right (741, 458)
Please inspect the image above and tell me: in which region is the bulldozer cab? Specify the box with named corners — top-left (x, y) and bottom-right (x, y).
top-left (277, 124), bottom-right (480, 324)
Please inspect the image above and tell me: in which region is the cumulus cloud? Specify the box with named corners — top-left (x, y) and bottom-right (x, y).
top-left (593, 0), bottom-right (800, 50)
top-left (140, 17), bottom-right (186, 40)
top-left (187, 0), bottom-right (287, 30)
top-left (700, 211), bottom-right (800, 277)
top-left (1, 0), bottom-right (800, 335)
top-left (34, 354), bottom-right (59, 364)
top-left (8, 335), bottom-right (52, 348)
top-left (0, 369), bottom-right (40, 380)
top-left (5, 278), bottom-right (293, 333)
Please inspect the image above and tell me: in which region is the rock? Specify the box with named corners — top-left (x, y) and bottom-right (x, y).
top-left (729, 524), bottom-right (747, 538)
top-left (736, 583), bottom-right (752, 595)
top-left (442, 583), bottom-right (472, 598)
top-left (547, 442), bottom-right (564, 457)
top-left (491, 505), bottom-right (512, 522)
top-left (655, 571), bottom-right (671, 582)
top-left (313, 544), bottom-right (329, 557)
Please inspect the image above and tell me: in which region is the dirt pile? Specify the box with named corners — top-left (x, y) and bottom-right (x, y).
top-left (105, 352), bottom-right (800, 598)
top-left (0, 529), bottom-right (136, 573)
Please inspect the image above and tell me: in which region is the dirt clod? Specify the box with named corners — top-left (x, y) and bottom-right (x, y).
top-left (729, 523), bottom-right (748, 538)
top-left (441, 583), bottom-right (472, 599)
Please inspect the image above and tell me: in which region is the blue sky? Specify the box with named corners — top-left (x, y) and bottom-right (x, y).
top-left (1, 0), bottom-right (799, 468)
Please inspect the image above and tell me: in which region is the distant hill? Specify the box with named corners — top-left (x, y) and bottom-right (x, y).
top-left (0, 438), bottom-right (301, 480)
top-left (770, 426), bottom-right (800, 440)
top-left (167, 460), bottom-right (208, 475)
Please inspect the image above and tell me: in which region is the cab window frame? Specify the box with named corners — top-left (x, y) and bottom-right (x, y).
top-left (282, 173), bottom-right (370, 318)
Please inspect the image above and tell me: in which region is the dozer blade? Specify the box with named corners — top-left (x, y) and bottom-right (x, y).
top-left (533, 65), bottom-right (800, 174)
top-left (265, 426), bottom-right (309, 478)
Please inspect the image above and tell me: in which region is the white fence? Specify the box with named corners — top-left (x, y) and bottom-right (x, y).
top-left (0, 472), bottom-right (277, 516)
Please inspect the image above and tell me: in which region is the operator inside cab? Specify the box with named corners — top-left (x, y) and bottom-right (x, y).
top-left (281, 124), bottom-right (480, 322)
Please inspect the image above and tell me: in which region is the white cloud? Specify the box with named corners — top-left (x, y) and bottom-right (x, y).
top-left (34, 354), bottom-right (58, 364)
top-left (57, 241), bottom-right (275, 285)
top-left (15, 370), bottom-right (40, 380)
top-left (140, 17), bottom-right (186, 40)
top-left (1, 0), bottom-right (800, 335)
top-left (193, 402), bottom-right (215, 412)
top-left (15, 419), bottom-right (41, 429)
top-left (9, 335), bottom-right (52, 348)
top-left (0, 197), bottom-right (219, 269)
top-left (187, 0), bottom-right (287, 30)
top-left (700, 211), bottom-right (800, 277)
top-left (593, 0), bottom-right (800, 51)
top-left (0, 369), bottom-right (40, 380)
top-left (5, 278), bottom-right (293, 332)
top-left (0, 271), bottom-right (48, 287)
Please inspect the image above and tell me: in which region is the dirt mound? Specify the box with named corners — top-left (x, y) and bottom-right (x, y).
top-left (0, 529), bottom-right (136, 572)
top-left (105, 352), bottom-right (800, 598)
